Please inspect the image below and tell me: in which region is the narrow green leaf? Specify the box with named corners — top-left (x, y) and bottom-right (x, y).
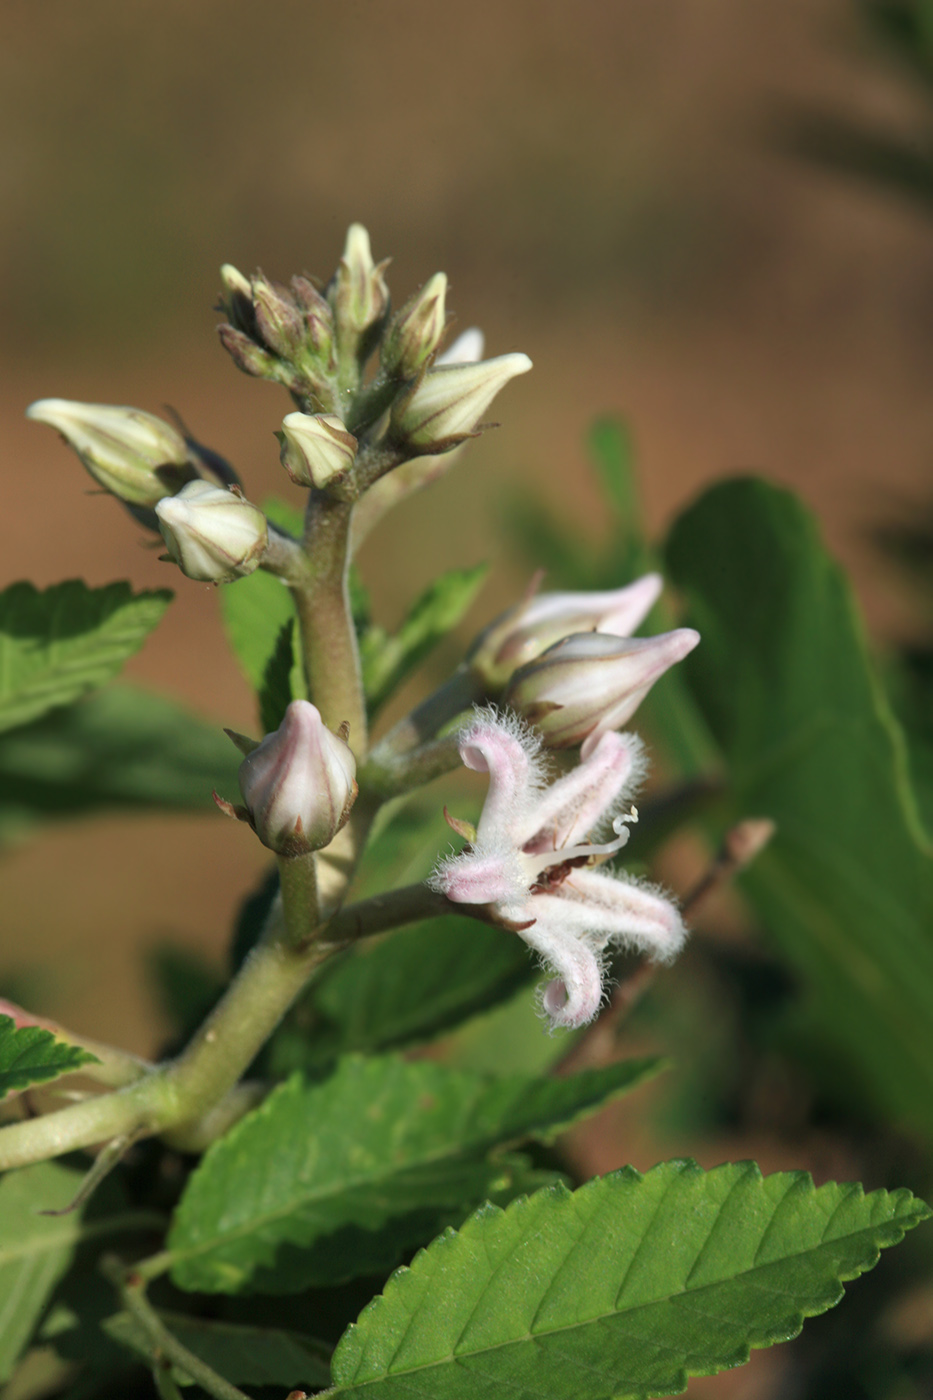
top-left (587, 418), bottom-right (641, 538)
top-left (258, 618), bottom-right (298, 734)
top-left (0, 1015), bottom-right (98, 1099)
top-left (361, 564), bottom-right (488, 713)
top-left (167, 1054), bottom-right (662, 1294)
top-left (327, 1160), bottom-right (932, 1400)
top-left (102, 1310), bottom-right (332, 1390)
top-left (0, 1163), bottom-right (158, 1383)
top-left (666, 479), bottom-right (933, 1136)
top-left (0, 580), bottom-right (171, 734)
top-left (0, 685), bottom-right (241, 836)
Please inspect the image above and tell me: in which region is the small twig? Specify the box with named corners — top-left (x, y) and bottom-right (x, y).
top-left (555, 818), bottom-right (776, 1076)
top-left (39, 1130), bottom-right (142, 1216)
top-left (101, 1257), bottom-right (253, 1400)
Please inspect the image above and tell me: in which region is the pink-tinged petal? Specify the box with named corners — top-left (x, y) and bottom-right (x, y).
top-left (458, 708), bottom-right (545, 847)
top-left (524, 730), bottom-right (645, 855)
top-left (595, 573), bottom-right (664, 637)
top-left (432, 848), bottom-right (526, 906)
top-left (558, 867), bottom-right (686, 962)
top-left (505, 627), bottom-right (700, 748)
top-left (466, 574), bottom-right (664, 692)
top-left (511, 898), bottom-right (606, 1028)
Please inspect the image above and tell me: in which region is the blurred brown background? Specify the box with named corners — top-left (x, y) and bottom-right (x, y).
top-left (4, 3), bottom-right (933, 1394)
top-left (2, 0), bottom-right (933, 1240)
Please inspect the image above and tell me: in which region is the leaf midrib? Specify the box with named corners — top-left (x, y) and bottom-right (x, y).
top-left (169, 1072), bottom-right (655, 1271)
top-left (325, 1209), bottom-right (926, 1395)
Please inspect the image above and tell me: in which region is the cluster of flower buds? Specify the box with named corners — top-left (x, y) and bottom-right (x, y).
top-left (217, 222), bottom-right (531, 467)
top-left (25, 400), bottom-right (239, 521)
top-left (217, 261), bottom-right (338, 409)
top-left (221, 701), bottom-right (358, 857)
top-left (465, 574), bottom-right (698, 749)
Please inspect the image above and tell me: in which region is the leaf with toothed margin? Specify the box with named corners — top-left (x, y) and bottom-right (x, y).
top-left (324, 1160), bottom-right (931, 1400)
top-left (0, 1014), bottom-right (99, 1100)
top-left (0, 580), bottom-right (171, 734)
top-left (165, 1053), bottom-right (663, 1294)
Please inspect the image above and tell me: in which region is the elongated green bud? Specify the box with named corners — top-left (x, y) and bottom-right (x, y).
top-left (26, 399), bottom-right (195, 507)
top-left (390, 353), bottom-right (532, 455)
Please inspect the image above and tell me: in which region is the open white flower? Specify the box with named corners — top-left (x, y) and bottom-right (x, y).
top-left (431, 708), bottom-right (685, 1028)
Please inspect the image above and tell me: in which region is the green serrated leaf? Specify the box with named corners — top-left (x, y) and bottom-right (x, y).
top-left (361, 564), bottom-right (488, 714)
top-left (666, 478), bottom-right (933, 1136)
top-left (102, 1309), bottom-right (332, 1390)
top-left (218, 568), bottom-right (296, 694)
top-left (166, 1054), bottom-right (662, 1295)
top-left (0, 1015), bottom-right (98, 1099)
top-left (0, 684), bottom-right (241, 838)
top-left (327, 1160), bottom-right (931, 1400)
top-left (0, 1163), bottom-right (158, 1383)
top-left (0, 580), bottom-right (171, 735)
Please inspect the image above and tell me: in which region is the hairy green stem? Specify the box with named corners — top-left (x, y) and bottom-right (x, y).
top-left (292, 494), bottom-right (367, 756)
top-left (0, 878), bottom-right (487, 1171)
top-left (102, 1257), bottom-right (251, 1400)
top-left (370, 666), bottom-right (483, 757)
top-left (277, 851), bottom-right (320, 946)
top-left (360, 732), bottom-right (464, 801)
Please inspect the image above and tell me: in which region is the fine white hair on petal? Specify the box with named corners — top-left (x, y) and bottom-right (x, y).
top-left (525, 729), bottom-right (646, 852)
top-left (559, 867), bottom-right (686, 963)
top-left (458, 705), bottom-right (549, 846)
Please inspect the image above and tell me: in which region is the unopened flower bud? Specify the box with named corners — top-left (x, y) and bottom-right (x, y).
top-left (290, 275), bottom-right (334, 358)
top-left (217, 323), bottom-right (284, 382)
top-left (505, 627), bottom-right (700, 748)
top-left (238, 700), bottom-right (357, 855)
top-left (26, 399), bottom-right (195, 508)
top-left (252, 275), bottom-right (306, 360)
top-left (390, 352), bottom-right (532, 454)
top-left (155, 481), bottom-right (268, 583)
top-left (468, 574), bottom-right (663, 691)
top-left (381, 273), bottom-right (447, 379)
top-left (278, 412), bottom-right (357, 490)
top-left (219, 263), bottom-right (255, 333)
top-left (329, 223), bottom-right (390, 356)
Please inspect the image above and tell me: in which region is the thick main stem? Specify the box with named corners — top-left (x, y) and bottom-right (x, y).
top-left (292, 493), bottom-right (367, 757)
top-left (0, 882), bottom-right (487, 1172)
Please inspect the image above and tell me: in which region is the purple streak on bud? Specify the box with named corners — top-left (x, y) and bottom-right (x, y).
top-left (217, 323), bottom-right (281, 380)
top-left (238, 700), bottom-right (358, 855)
top-left (468, 573), bottom-right (663, 691)
top-left (505, 627), bottom-right (700, 748)
top-left (155, 481), bottom-right (268, 583)
top-left (390, 352), bottom-right (532, 454)
top-left (278, 412), bottom-right (357, 490)
top-left (252, 276), bottom-right (306, 359)
top-left (329, 224), bottom-right (390, 357)
top-left (26, 399), bottom-right (195, 508)
top-left (381, 273), bottom-right (448, 379)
